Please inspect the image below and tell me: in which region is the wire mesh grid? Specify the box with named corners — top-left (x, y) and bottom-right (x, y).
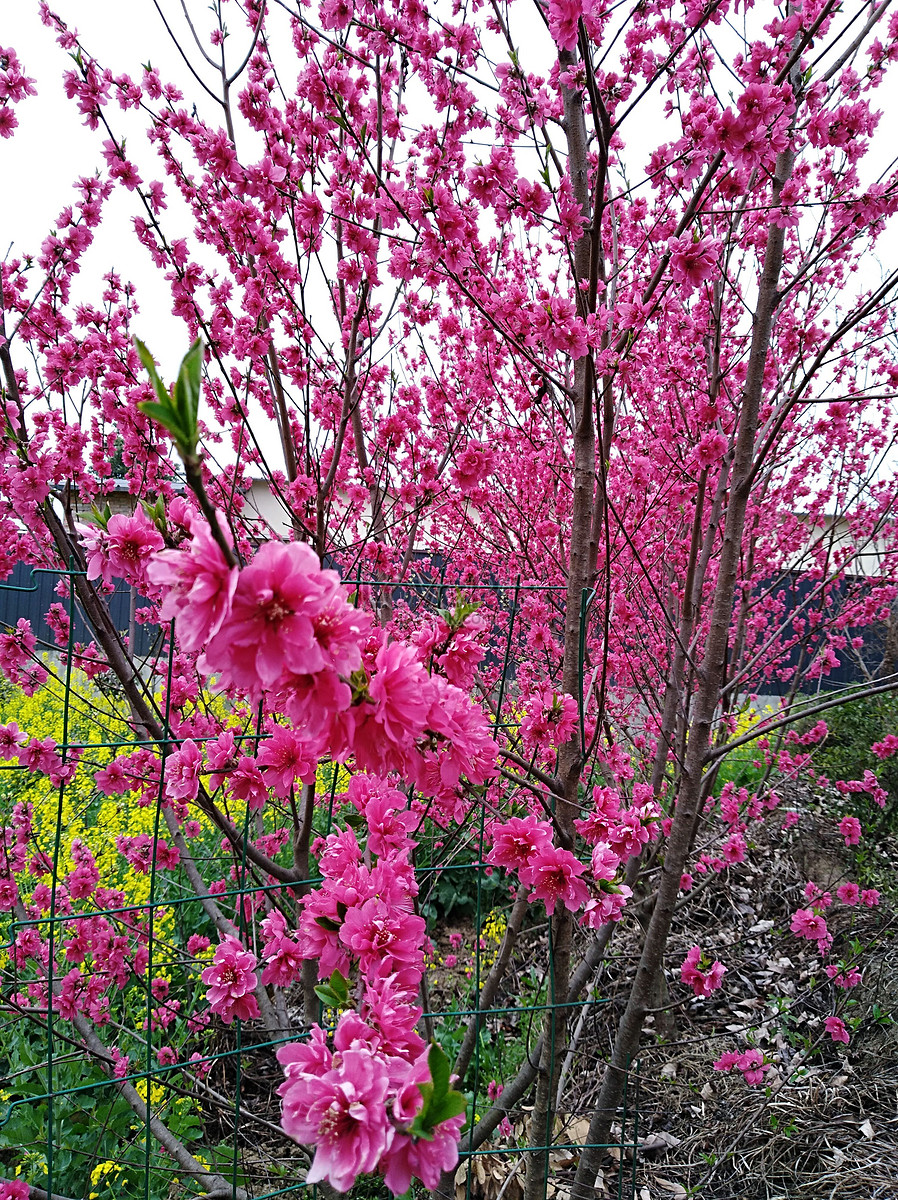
top-left (0, 566), bottom-right (638, 1200)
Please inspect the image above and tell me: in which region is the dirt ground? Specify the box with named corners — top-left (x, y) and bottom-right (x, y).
top-left (451, 808), bottom-right (898, 1200)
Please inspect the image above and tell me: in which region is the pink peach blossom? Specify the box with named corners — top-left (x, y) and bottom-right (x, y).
top-left (824, 1015), bottom-right (850, 1044)
top-left (146, 516), bottom-right (237, 653)
top-left (279, 1047), bottom-right (392, 1192)
top-left (201, 935), bottom-right (260, 1025)
top-left (79, 509), bottom-right (164, 587)
top-left (519, 845), bottom-right (589, 915)
top-left (486, 816), bottom-right (554, 871)
top-left (668, 234), bottom-right (721, 293)
top-left (680, 945), bottom-right (726, 997)
top-left (790, 908), bottom-right (829, 944)
top-left (838, 815), bottom-right (861, 846)
top-left (203, 540), bottom-right (364, 695)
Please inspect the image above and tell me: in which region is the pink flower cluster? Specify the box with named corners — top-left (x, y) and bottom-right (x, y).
top-left (713, 1048), bottom-right (769, 1086)
top-left (0, 722), bottom-right (26, 760)
top-left (298, 776), bottom-right (426, 983)
top-left (116, 833), bottom-right (180, 873)
top-left (78, 508), bottom-right (164, 589)
top-left (0, 1179), bottom-right (29, 1200)
top-left (668, 234), bottom-right (721, 294)
top-left (825, 963), bottom-right (862, 989)
top-left (520, 690), bottom-right (578, 753)
top-left (187, 766), bottom-right (463, 1194)
top-left (545, 0), bottom-right (607, 52)
top-left (201, 935), bottom-right (261, 1025)
top-left (838, 815), bottom-right (861, 846)
top-left (790, 907), bottom-right (831, 952)
top-left (871, 734), bottom-right (898, 759)
top-left (1, 800), bottom-right (167, 1021)
top-left (680, 945), bottom-right (726, 998)
top-left (18, 735), bottom-right (75, 786)
top-left (270, 774), bottom-right (464, 1191)
top-left (350, 641), bottom-right (497, 809)
top-left (146, 529), bottom-right (496, 810)
top-left (824, 1015), bottom-right (850, 1045)
top-left (788, 878), bottom-right (880, 987)
top-left (65, 838), bottom-right (100, 899)
top-left (0, 45), bottom-right (37, 141)
top-left (0, 618), bottom-right (47, 694)
top-left (259, 909), bottom-right (304, 987)
top-left (574, 783), bottom-right (660, 863)
top-left (278, 1020), bottom-right (462, 1193)
top-left (164, 536), bottom-right (368, 707)
top-left (413, 610), bottom-right (487, 690)
top-left (835, 771), bottom-right (887, 809)
top-left (486, 810), bottom-right (634, 924)
top-left (147, 511), bottom-right (237, 652)
top-left (452, 441), bottom-right (495, 495)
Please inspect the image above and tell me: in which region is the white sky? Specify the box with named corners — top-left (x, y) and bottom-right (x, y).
top-left (4, 1), bottom-right (898, 468)
top-left (2, 2), bottom-right (267, 378)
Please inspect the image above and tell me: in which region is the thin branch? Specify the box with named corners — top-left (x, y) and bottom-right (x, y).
top-left (704, 673), bottom-right (898, 766)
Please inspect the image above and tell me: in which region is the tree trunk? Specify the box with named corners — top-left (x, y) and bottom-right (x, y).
top-left (571, 135), bottom-right (799, 1200)
top-left (523, 44), bottom-right (597, 1200)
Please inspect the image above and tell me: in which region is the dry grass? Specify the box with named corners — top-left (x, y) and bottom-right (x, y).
top-left (567, 812), bottom-right (898, 1200)
top-left (453, 802), bottom-right (898, 1200)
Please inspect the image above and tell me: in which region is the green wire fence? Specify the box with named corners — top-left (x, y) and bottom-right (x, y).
top-left (0, 567), bottom-right (639, 1200)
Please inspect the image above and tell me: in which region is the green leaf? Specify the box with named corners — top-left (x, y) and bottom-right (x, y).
top-left (314, 915), bottom-right (342, 932)
top-left (328, 968), bottom-right (350, 1004)
top-left (313, 983), bottom-right (343, 1007)
top-left (428, 1041), bottom-right (451, 1102)
top-left (409, 1109), bottom-right (436, 1141)
top-left (172, 337), bottom-right (203, 454)
top-left (136, 399), bottom-right (189, 448)
top-left (134, 337), bottom-right (203, 460)
top-left (413, 1042), bottom-right (466, 1138)
top-left (313, 969), bottom-right (351, 1009)
top-left (143, 495), bottom-right (167, 530)
top-left (429, 1089), bottom-right (468, 1124)
top-left (88, 503), bottom-right (111, 530)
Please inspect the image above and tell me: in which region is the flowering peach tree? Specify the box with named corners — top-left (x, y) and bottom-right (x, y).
top-left (3, 1), bottom-right (898, 1198)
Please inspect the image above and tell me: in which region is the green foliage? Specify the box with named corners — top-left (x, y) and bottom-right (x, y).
top-left (419, 860), bottom-right (506, 925)
top-left (710, 744), bottom-right (769, 797)
top-left (315, 968), bottom-right (351, 1009)
top-left (0, 1023), bottom-right (204, 1199)
top-left (437, 593), bottom-right (482, 634)
top-left (709, 706), bottom-right (772, 797)
top-left (349, 1172), bottom-right (394, 1200)
top-left (412, 1043), bottom-right (467, 1138)
top-left (135, 337), bottom-right (203, 463)
top-left (768, 1112), bottom-right (797, 1137)
top-left (870, 1002), bottom-right (895, 1028)
top-left (433, 962), bottom-right (547, 1100)
top-left (808, 692), bottom-right (898, 829)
